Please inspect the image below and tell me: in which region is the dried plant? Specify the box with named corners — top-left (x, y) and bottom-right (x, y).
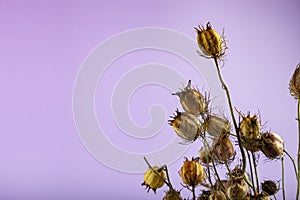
top-left (141, 22), bottom-right (300, 200)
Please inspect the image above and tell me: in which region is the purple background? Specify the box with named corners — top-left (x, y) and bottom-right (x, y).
top-left (1, 0), bottom-right (300, 199)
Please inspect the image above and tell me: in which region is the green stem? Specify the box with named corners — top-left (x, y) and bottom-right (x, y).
top-left (283, 149), bottom-right (298, 178)
top-left (281, 156), bottom-right (286, 200)
top-left (251, 152), bottom-right (260, 194)
top-left (297, 99), bottom-right (300, 200)
top-left (246, 151), bottom-right (256, 194)
top-left (213, 57), bottom-right (246, 173)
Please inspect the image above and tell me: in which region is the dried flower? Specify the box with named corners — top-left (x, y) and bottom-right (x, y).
top-left (227, 176), bottom-right (249, 200)
top-left (212, 133), bottom-right (235, 162)
top-left (198, 190), bottom-right (211, 200)
top-left (180, 158), bottom-right (206, 186)
top-left (163, 189), bottom-right (183, 200)
top-left (142, 166), bottom-right (166, 193)
top-left (173, 80), bottom-right (208, 116)
top-left (261, 180), bottom-right (279, 196)
top-left (169, 110), bottom-right (203, 142)
top-left (250, 192), bottom-right (271, 200)
top-left (261, 132), bottom-right (284, 159)
top-left (289, 63), bottom-right (300, 99)
top-left (194, 22), bottom-right (225, 59)
top-left (204, 115), bottom-right (231, 138)
top-left (238, 113), bottom-right (261, 152)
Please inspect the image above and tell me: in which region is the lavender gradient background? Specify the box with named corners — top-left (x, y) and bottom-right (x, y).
top-left (1, 0), bottom-right (300, 199)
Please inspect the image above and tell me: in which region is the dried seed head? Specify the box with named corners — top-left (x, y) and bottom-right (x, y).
top-left (212, 134), bottom-right (235, 162)
top-left (208, 190), bottom-right (226, 200)
top-left (289, 63), bottom-right (300, 99)
top-left (261, 132), bottom-right (284, 159)
top-left (227, 177), bottom-right (249, 200)
top-left (173, 80), bottom-right (208, 116)
top-left (261, 180), bottom-right (279, 196)
top-left (180, 158), bottom-right (206, 186)
top-left (163, 189), bottom-right (183, 200)
top-left (204, 115), bottom-right (231, 138)
top-left (199, 146), bottom-right (213, 164)
top-left (169, 110), bottom-right (203, 142)
top-left (142, 166), bottom-right (166, 193)
top-left (239, 114), bottom-right (261, 140)
top-left (194, 22), bottom-right (226, 59)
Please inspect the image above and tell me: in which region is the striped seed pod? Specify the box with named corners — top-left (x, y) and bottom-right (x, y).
top-left (199, 146), bottom-right (213, 164)
top-left (289, 63), bottom-right (300, 99)
top-left (179, 158), bottom-right (206, 186)
top-left (142, 166), bottom-right (166, 193)
top-left (169, 110), bottom-right (203, 142)
top-left (227, 176), bottom-right (249, 200)
top-left (204, 115), bottom-right (231, 138)
top-left (239, 113), bottom-right (261, 152)
top-left (209, 190), bottom-right (226, 200)
top-left (173, 80), bottom-right (208, 116)
top-left (194, 22), bottom-right (225, 59)
top-left (212, 133), bottom-right (235, 163)
top-left (163, 189), bottom-right (183, 200)
top-left (260, 132), bottom-right (284, 159)
top-left (261, 180), bottom-right (279, 196)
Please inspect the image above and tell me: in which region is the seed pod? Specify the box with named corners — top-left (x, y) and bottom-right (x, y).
top-left (289, 63), bottom-right (300, 99)
top-left (199, 146), bottom-right (213, 164)
top-left (261, 132), bottom-right (284, 159)
top-left (212, 134), bottom-right (235, 162)
top-left (194, 22), bottom-right (225, 59)
top-left (169, 110), bottom-right (203, 142)
top-left (163, 189), bottom-right (183, 200)
top-left (209, 190), bottom-right (226, 200)
top-left (204, 115), bottom-right (231, 138)
top-left (142, 166), bottom-right (166, 193)
top-left (227, 177), bottom-right (249, 200)
top-left (173, 80), bottom-right (208, 116)
top-left (261, 180), bottom-right (279, 195)
top-left (250, 192), bottom-right (270, 200)
top-left (239, 113), bottom-right (261, 140)
top-left (180, 158), bottom-right (206, 186)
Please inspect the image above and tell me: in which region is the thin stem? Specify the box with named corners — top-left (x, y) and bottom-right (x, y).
top-left (297, 99), bottom-right (300, 200)
top-left (246, 151), bottom-right (256, 194)
top-left (283, 149), bottom-right (298, 178)
top-left (192, 185), bottom-right (196, 200)
top-left (213, 57), bottom-right (246, 173)
top-left (164, 165), bottom-right (173, 190)
top-left (251, 152), bottom-right (260, 194)
top-left (281, 156), bottom-right (286, 200)
top-left (143, 157), bottom-right (170, 187)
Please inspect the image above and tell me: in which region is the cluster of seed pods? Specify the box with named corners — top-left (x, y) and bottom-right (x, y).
top-left (142, 22), bottom-right (287, 200)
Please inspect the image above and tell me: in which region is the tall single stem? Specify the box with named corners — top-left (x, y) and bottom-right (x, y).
top-left (297, 99), bottom-right (300, 200)
top-left (281, 156), bottom-right (286, 200)
top-left (283, 149), bottom-right (298, 178)
top-left (213, 57), bottom-right (246, 173)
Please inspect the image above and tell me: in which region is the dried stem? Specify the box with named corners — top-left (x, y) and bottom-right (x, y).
top-left (192, 185), bottom-right (196, 200)
top-left (283, 149), bottom-right (298, 178)
top-left (281, 156), bottom-right (286, 200)
top-left (213, 57), bottom-right (246, 173)
top-left (297, 99), bottom-right (300, 200)
top-left (246, 151), bottom-right (256, 194)
top-left (251, 152), bottom-right (259, 194)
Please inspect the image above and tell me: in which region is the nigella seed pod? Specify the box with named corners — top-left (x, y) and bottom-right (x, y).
top-left (212, 134), bottom-right (235, 163)
top-left (261, 132), bottom-right (284, 159)
top-left (180, 158), bottom-right (206, 186)
top-left (204, 115), bottom-right (231, 138)
top-left (227, 177), bottom-right (249, 200)
top-left (194, 22), bottom-right (225, 59)
top-left (238, 113), bottom-right (261, 152)
top-left (289, 63), bottom-right (300, 99)
top-left (169, 110), bottom-right (203, 142)
top-left (163, 189), bottom-right (183, 200)
top-left (198, 190), bottom-right (211, 200)
top-left (250, 192), bottom-right (270, 200)
top-left (142, 166), bottom-right (166, 193)
top-left (173, 80), bottom-right (208, 116)
top-left (261, 180), bottom-right (279, 195)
